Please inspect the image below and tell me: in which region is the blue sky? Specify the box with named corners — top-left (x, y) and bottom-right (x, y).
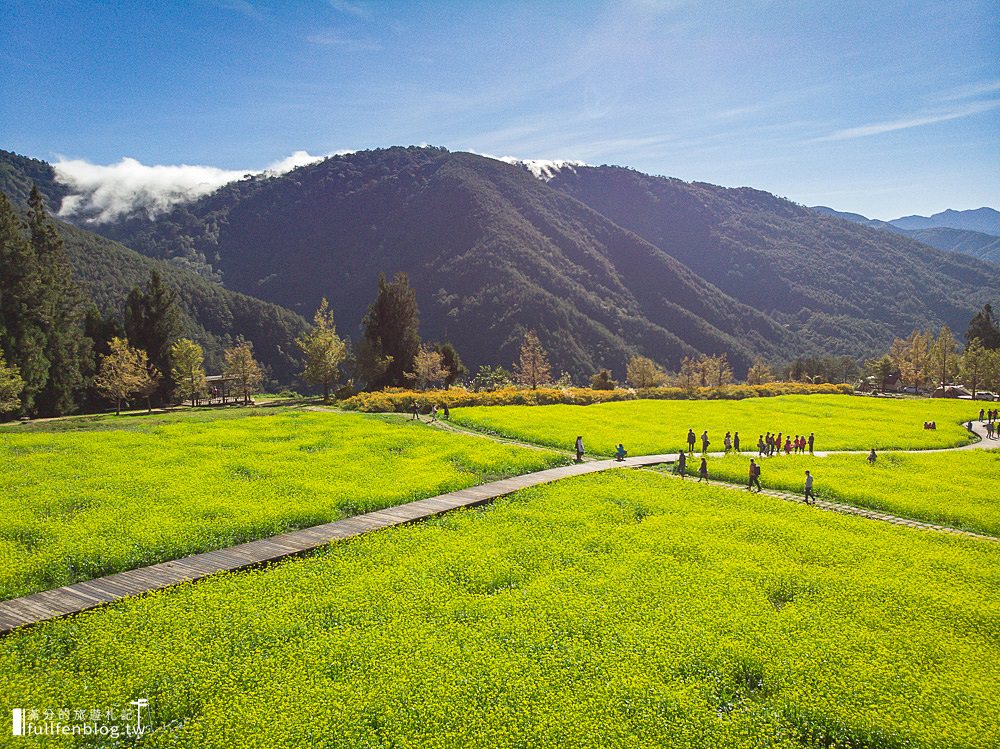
top-left (2, 0), bottom-right (998, 219)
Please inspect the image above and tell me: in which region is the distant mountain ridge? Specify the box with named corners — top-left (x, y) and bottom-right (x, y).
top-left (812, 205), bottom-right (1000, 264)
top-left (890, 207), bottom-right (1000, 235)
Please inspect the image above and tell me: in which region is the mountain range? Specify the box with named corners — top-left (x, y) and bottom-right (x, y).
top-left (812, 206), bottom-right (1000, 265)
top-left (2, 146), bottom-right (998, 382)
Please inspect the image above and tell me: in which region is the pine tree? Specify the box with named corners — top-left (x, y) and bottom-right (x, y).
top-left (170, 338), bottom-right (208, 406)
top-left (966, 304), bottom-right (1000, 350)
top-left (297, 298), bottom-right (347, 402)
top-left (514, 330), bottom-right (552, 390)
top-left (0, 193), bottom-right (47, 416)
top-left (28, 186), bottom-right (90, 416)
top-left (224, 339), bottom-right (265, 404)
top-left (360, 273), bottom-right (421, 389)
top-left (0, 346), bottom-right (25, 415)
top-left (434, 342), bottom-right (466, 389)
top-left (126, 270), bottom-right (183, 403)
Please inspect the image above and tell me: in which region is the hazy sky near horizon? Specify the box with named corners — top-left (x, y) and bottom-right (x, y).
top-left (2, 0), bottom-right (998, 219)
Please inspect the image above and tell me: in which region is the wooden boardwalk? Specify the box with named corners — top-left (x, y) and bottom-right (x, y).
top-left (0, 454), bottom-right (671, 636)
top-left (1, 420), bottom-right (996, 636)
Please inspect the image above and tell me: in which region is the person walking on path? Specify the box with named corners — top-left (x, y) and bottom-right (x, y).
top-left (980, 408), bottom-right (985, 423)
top-left (784, 436), bottom-right (792, 454)
top-left (758, 435), bottom-right (766, 457)
top-left (748, 459), bottom-right (762, 492)
top-left (698, 457), bottom-right (709, 482)
top-left (431, 404), bottom-right (439, 422)
top-left (687, 429), bottom-right (696, 455)
top-left (724, 432), bottom-right (732, 453)
top-left (808, 433), bottom-right (814, 454)
top-left (867, 448), bottom-right (877, 465)
top-left (411, 402), bottom-right (420, 421)
top-left (443, 404), bottom-right (450, 420)
top-left (803, 470), bottom-right (815, 504)
top-left (701, 430), bottom-right (710, 454)
top-left (675, 451), bottom-right (687, 478)
top-left (776, 433), bottom-right (783, 456)
top-left (734, 432), bottom-right (741, 452)
top-left (575, 436), bottom-right (585, 463)
top-left (615, 443), bottom-right (627, 462)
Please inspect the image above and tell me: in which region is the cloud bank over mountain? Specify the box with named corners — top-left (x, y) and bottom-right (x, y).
top-left (53, 150), bottom-right (344, 222)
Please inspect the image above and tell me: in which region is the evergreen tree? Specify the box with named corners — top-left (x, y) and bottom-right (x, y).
top-left (434, 342), bottom-right (466, 389)
top-left (360, 273), bottom-right (421, 389)
top-left (126, 270), bottom-right (183, 403)
top-left (28, 186), bottom-right (90, 416)
top-left (0, 346), bottom-right (25, 415)
top-left (224, 339), bottom-right (265, 404)
top-left (589, 369), bottom-right (617, 390)
top-left (966, 303), bottom-right (1000, 350)
top-left (297, 298), bottom-right (347, 402)
top-left (514, 330), bottom-right (552, 390)
top-left (469, 365), bottom-right (513, 392)
top-left (170, 338), bottom-right (208, 406)
top-left (0, 193), bottom-right (47, 415)
top-left (745, 357), bottom-right (774, 386)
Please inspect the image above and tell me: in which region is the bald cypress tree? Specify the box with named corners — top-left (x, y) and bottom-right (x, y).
top-left (0, 193), bottom-right (47, 415)
top-left (28, 186), bottom-right (90, 416)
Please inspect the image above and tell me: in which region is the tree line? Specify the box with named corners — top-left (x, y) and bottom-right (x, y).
top-left (864, 305), bottom-right (1000, 396)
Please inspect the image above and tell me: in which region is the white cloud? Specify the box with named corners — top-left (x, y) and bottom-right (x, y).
top-left (306, 29), bottom-right (380, 50)
top-left (328, 0), bottom-right (368, 18)
top-left (812, 99), bottom-right (1000, 142)
top-left (53, 150), bottom-right (342, 223)
top-left (476, 154), bottom-right (588, 181)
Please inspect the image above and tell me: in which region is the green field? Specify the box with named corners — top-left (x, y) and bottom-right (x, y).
top-left (1, 471), bottom-right (996, 748)
top-left (452, 395), bottom-right (980, 456)
top-left (685, 449), bottom-right (1000, 537)
top-left (0, 408), bottom-right (564, 600)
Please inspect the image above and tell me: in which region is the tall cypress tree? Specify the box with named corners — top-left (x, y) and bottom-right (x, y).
top-left (360, 272), bottom-right (421, 389)
top-left (967, 303), bottom-right (1000, 350)
top-left (125, 270), bottom-right (184, 403)
top-left (28, 186), bottom-right (90, 416)
top-left (0, 193), bottom-right (47, 415)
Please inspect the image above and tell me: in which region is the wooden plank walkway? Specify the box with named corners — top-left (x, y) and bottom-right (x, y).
top-left (0, 454), bottom-right (671, 636)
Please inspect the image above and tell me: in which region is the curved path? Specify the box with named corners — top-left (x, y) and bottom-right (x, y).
top-left (0, 419), bottom-right (996, 636)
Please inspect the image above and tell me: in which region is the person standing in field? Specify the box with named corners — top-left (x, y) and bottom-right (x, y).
top-left (701, 430), bottom-right (710, 454)
top-left (698, 457), bottom-right (709, 482)
top-left (411, 401), bottom-right (420, 421)
top-left (443, 403), bottom-right (450, 420)
top-left (748, 459), bottom-right (762, 492)
top-left (676, 450), bottom-right (687, 478)
top-left (808, 432), bottom-right (815, 454)
top-left (575, 436), bottom-right (585, 463)
top-left (734, 432), bottom-right (741, 452)
top-left (803, 470), bottom-right (815, 504)
top-left (867, 448), bottom-right (877, 465)
top-left (687, 429), bottom-right (696, 455)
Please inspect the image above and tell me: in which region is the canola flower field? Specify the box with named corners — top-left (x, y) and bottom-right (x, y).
top-left (0, 408), bottom-right (564, 601)
top-left (688, 449), bottom-right (1000, 537)
top-left (452, 395), bottom-right (980, 456)
top-left (1, 470), bottom-right (996, 748)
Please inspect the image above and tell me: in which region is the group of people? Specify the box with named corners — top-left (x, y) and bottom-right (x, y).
top-left (980, 408), bottom-right (1000, 439)
top-left (757, 431), bottom-right (815, 456)
top-left (411, 402), bottom-right (450, 421)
